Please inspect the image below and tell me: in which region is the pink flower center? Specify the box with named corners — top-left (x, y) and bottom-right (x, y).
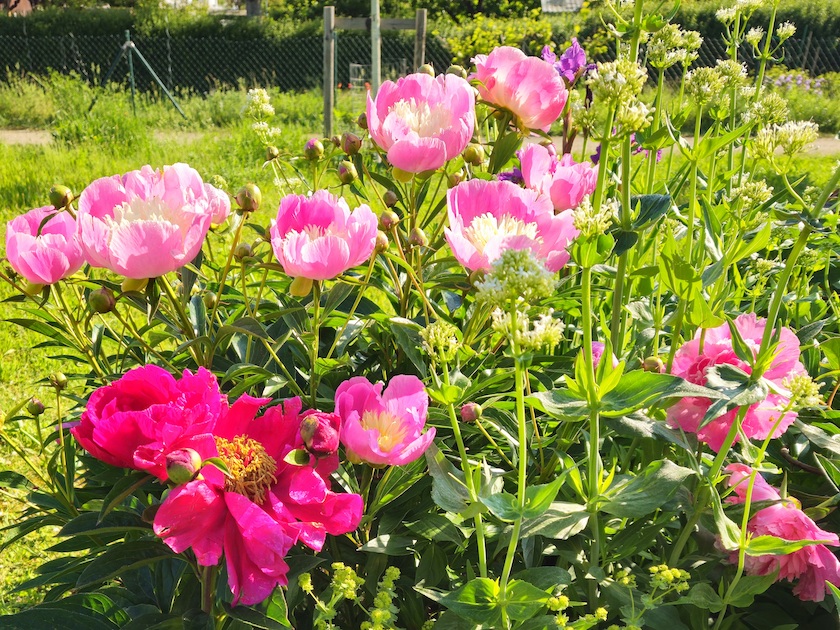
top-left (391, 98), bottom-right (451, 136)
top-left (463, 213), bottom-right (539, 253)
top-left (360, 411), bottom-right (409, 452)
top-left (214, 435), bottom-right (278, 504)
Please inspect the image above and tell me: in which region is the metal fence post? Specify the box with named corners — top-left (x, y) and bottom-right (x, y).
top-left (371, 0), bottom-right (381, 95)
top-left (126, 30), bottom-right (137, 116)
top-left (324, 6), bottom-right (335, 139)
top-left (414, 9), bottom-right (427, 71)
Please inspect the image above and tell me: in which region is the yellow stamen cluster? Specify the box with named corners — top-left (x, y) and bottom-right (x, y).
top-left (214, 435), bottom-right (278, 504)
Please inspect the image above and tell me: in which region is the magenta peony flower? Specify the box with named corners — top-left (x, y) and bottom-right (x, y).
top-left (269, 190), bottom-right (377, 281)
top-left (204, 183), bottom-right (231, 226)
top-left (667, 314), bottom-right (805, 452)
top-left (445, 179), bottom-right (578, 273)
top-left (366, 72), bottom-right (476, 173)
top-left (76, 163), bottom-right (214, 279)
top-left (335, 375), bottom-right (435, 466)
top-left (471, 46), bottom-right (568, 132)
top-left (591, 341), bottom-right (619, 369)
top-left (5, 206), bottom-right (84, 286)
top-left (519, 143), bottom-right (598, 212)
top-left (71, 365), bottom-right (225, 481)
top-left (153, 397), bottom-right (363, 605)
top-left (725, 464), bottom-right (840, 602)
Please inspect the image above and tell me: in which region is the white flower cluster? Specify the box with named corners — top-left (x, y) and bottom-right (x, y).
top-left (685, 67), bottom-right (726, 107)
top-left (783, 373), bottom-right (824, 410)
top-left (491, 308), bottom-right (566, 352)
top-left (245, 88), bottom-right (276, 120)
top-left (745, 27), bottom-right (765, 48)
top-left (776, 22), bottom-right (796, 41)
top-left (647, 25), bottom-right (704, 70)
top-left (743, 92), bottom-right (789, 127)
top-left (421, 320), bottom-right (462, 364)
top-left (754, 121), bottom-right (819, 160)
top-left (475, 249), bottom-right (556, 306)
top-left (726, 178), bottom-right (773, 212)
top-left (573, 196), bottom-right (617, 238)
top-left (251, 121), bottom-right (282, 145)
top-left (587, 59), bottom-right (648, 105)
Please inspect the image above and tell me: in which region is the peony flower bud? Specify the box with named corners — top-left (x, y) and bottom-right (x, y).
top-left (265, 146), bottom-right (280, 161)
top-left (303, 138), bottom-right (324, 161)
top-left (299, 410), bottom-right (340, 457)
top-left (338, 160), bottom-right (358, 185)
top-left (643, 356), bottom-right (666, 373)
top-left (27, 397), bottom-right (45, 416)
top-left (382, 190), bottom-right (398, 208)
top-left (446, 64), bottom-right (467, 79)
top-left (463, 144), bottom-right (485, 166)
top-left (49, 372), bottom-right (68, 391)
top-left (341, 132), bottom-right (362, 156)
top-left (202, 291), bottom-right (217, 309)
top-left (49, 185), bottom-right (74, 210)
top-left (418, 63), bottom-right (435, 77)
top-left (408, 227), bottom-right (428, 248)
top-left (379, 210), bottom-right (399, 231)
top-left (234, 242), bottom-right (253, 261)
top-left (330, 135), bottom-right (341, 147)
top-left (460, 402), bottom-right (482, 423)
top-left (356, 112), bottom-right (368, 130)
top-left (165, 448), bottom-right (203, 485)
top-left (447, 170), bottom-right (465, 188)
top-left (88, 287), bottom-right (116, 314)
top-left (235, 183), bottom-right (262, 213)
top-left (375, 230), bottom-right (389, 253)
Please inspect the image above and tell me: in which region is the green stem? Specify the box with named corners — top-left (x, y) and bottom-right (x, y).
top-left (582, 266), bottom-right (602, 579)
top-left (309, 281), bottom-right (321, 408)
top-left (53, 283), bottom-right (106, 380)
top-left (209, 212), bottom-right (247, 328)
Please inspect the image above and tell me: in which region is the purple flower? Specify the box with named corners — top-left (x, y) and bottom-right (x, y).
top-left (543, 39), bottom-right (588, 85)
top-left (498, 167), bottom-right (524, 185)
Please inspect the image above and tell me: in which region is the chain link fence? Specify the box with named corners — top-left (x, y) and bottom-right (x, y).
top-left (0, 30), bottom-right (838, 94)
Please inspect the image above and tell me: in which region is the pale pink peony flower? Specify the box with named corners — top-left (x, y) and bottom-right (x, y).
top-left (154, 397), bottom-right (363, 606)
top-left (5, 206), bottom-right (84, 286)
top-left (725, 464), bottom-right (840, 602)
top-left (667, 314), bottom-right (805, 451)
top-left (519, 143), bottom-right (598, 212)
top-left (366, 72), bottom-right (476, 173)
top-left (71, 365), bottom-right (225, 481)
top-left (445, 178), bottom-right (578, 272)
top-left (204, 183), bottom-right (231, 225)
top-left (471, 46), bottom-right (568, 132)
top-left (76, 163), bottom-right (213, 279)
top-left (335, 375), bottom-right (435, 466)
top-left (270, 190), bottom-right (377, 281)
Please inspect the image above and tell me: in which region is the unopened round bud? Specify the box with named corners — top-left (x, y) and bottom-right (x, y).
top-left (303, 138), bottom-right (324, 160)
top-left (375, 230), bottom-right (389, 252)
top-left (418, 63), bottom-right (435, 77)
top-left (447, 170), bottom-right (465, 188)
top-left (463, 144), bottom-right (485, 166)
top-left (383, 190), bottom-right (398, 208)
top-left (446, 64), bottom-right (467, 79)
top-left (49, 372), bottom-right (68, 391)
top-left (460, 402), bottom-right (482, 423)
top-left (379, 210), bottom-right (399, 231)
top-left (330, 135), bottom-right (341, 147)
top-left (341, 132), bottom-right (362, 155)
top-left (338, 160), bottom-right (358, 185)
top-left (234, 242), bottom-right (253, 261)
top-left (49, 185), bottom-right (73, 210)
top-left (89, 287), bottom-right (116, 314)
top-left (235, 183), bottom-right (261, 213)
top-left (265, 145), bottom-right (280, 161)
top-left (27, 397), bottom-right (45, 416)
top-left (203, 291), bottom-right (218, 309)
top-left (166, 448), bottom-right (203, 485)
top-left (356, 112), bottom-right (368, 130)
top-left (643, 356), bottom-right (666, 373)
top-left (300, 411), bottom-right (340, 457)
top-left (408, 227), bottom-right (429, 248)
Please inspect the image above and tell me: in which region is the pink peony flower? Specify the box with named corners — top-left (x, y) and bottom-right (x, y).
top-left (591, 341), bottom-right (619, 369)
top-left (5, 206), bottom-right (85, 286)
top-left (366, 72), bottom-right (475, 173)
top-left (76, 163), bottom-right (213, 279)
top-left (204, 183), bottom-right (231, 225)
top-left (71, 365), bottom-right (225, 481)
top-left (445, 178), bottom-right (578, 272)
top-left (270, 190), bottom-right (377, 281)
top-left (667, 314), bottom-right (805, 452)
top-left (153, 397), bottom-right (363, 605)
top-left (471, 46), bottom-right (568, 132)
top-left (519, 143), bottom-right (598, 212)
top-left (725, 464), bottom-right (840, 602)
top-left (335, 375), bottom-right (435, 466)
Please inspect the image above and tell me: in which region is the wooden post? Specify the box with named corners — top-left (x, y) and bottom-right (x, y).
top-left (371, 0), bottom-right (381, 95)
top-left (323, 6), bottom-right (335, 139)
top-left (413, 9), bottom-right (427, 71)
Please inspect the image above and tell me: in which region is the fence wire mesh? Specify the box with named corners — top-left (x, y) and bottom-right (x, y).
top-left (0, 31), bottom-right (838, 94)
